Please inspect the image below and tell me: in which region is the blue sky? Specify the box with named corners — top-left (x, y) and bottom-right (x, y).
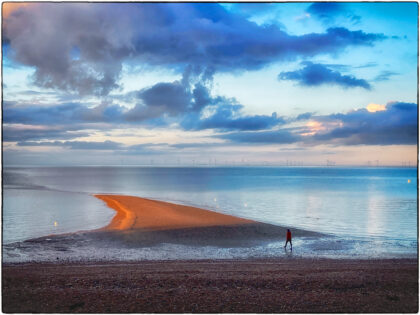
top-left (2, 2), bottom-right (418, 166)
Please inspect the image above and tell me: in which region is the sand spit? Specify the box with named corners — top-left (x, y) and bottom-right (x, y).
top-left (91, 194), bottom-right (321, 247)
top-left (95, 194), bottom-right (256, 231)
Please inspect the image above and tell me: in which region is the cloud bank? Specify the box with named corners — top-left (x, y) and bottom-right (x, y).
top-left (311, 102), bottom-right (417, 145)
top-left (4, 3), bottom-right (385, 96)
top-left (218, 102), bottom-right (417, 146)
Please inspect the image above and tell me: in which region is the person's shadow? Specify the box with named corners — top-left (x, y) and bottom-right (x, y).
top-left (284, 246), bottom-right (293, 257)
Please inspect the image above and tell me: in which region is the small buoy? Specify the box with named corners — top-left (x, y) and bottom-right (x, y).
top-left (408, 179), bottom-right (411, 184)
top-left (54, 221), bottom-right (58, 227)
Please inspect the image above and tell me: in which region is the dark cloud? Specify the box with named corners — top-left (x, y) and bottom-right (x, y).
top-left (124, 66), bottom-right (214, 122)
top-left (122, 71), bottom-right (283, 130)
top-left (4, 3), bottom-right (385, 96)
top-left (141, 82), bottom-right (190, 112)
top-left (307, 3), bottom-right (344, 18)
top-left (278, 62), bottom-right (371, 89)
top-left (306, 3), bottom-right (361, 25)
top-left (125, 81), bottom-right (192, 121)
top-left (191, 83), bottom-right (213, 111)
top-left (311, 102), bottom-right (418, 145)
top-left (181, 101), bottom-right (283, 131)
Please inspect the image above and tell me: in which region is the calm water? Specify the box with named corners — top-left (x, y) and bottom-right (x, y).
top-left (3, 166), bottom-right (418, 261)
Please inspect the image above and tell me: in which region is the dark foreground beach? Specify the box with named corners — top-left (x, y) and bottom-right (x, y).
top-left (3, 258), bottom-right (418, 313)
top-left (3, 195), bottom-right (418, 313)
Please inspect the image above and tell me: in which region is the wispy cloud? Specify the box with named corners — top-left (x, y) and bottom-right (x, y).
top-left (374, 70), bottom-right (399, 82)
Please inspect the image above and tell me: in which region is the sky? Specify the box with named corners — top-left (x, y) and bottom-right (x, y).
top-left (2, 2), bottom-right (418, 166)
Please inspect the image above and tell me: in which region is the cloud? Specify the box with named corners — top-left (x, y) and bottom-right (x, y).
top-left (16, 140), bottom-right (165, 155)
top-left (4, 65), bottom-right (280, 133)
top-left (220, 129), bottom-right (300, 144)
top-left (295, 112), bottom-right (313, 120)
top-left (306, 3), bottom-right (361, 25)
top-left (181, 101), bottom-right (283, 131)
top-left (278, 62), bottom-right (371, 89)
top-left (124, 66), bottom-right (215, 122)
top-left (3, 76), bottom-right (283, 135)
top-left (2, 124), bottom-right (91, 142)
top-left (6, 99), bottom-right (417, 149)
top-left (214, 101), bottom-right (417, 146)
top-left (141, 82), bottom-right (190, 112)
top-left (310, 102), bottom-right (418, 145)
top-left (374, 70), bottom-right (399, 82)
top-left (3, 101), bottom-right (126, 125)
top-left (4, 3), bottom-right (386, 95)
top-left (307, 3), bottom-right (343, 17)
top-left (125, 81), bottom-right (194, 122)
top-left (17, 140), bottom-right (124, 150)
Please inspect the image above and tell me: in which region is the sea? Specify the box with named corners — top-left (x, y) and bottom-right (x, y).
top-left (3, 166), bottom-right (418, 262)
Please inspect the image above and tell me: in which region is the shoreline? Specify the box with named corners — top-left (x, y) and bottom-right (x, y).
top-left (3, 195), bottom-right (418, 312)
top-left (3, 258), bottom-right (418, 313)
top-left (3, 194), bottom-right (416, 262)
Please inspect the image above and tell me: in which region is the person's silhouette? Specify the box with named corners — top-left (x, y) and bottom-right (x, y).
top-left (284, 229), bottom-right (292, 250)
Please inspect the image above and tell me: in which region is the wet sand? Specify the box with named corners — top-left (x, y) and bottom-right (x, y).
top-left (3, 258), bottom-right (417, 313)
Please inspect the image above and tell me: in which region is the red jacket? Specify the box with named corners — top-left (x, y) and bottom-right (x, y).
top-left (286, 230), bottom-right (292, 241)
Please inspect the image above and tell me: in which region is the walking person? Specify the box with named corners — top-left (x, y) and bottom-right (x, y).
top-left (284, 229), bottom-right (292, 250)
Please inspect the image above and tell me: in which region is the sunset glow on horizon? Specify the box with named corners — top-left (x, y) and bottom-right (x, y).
top-left (2, 2), bottom-right (417, 166)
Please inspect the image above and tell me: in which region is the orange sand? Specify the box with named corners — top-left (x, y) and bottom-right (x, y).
top-left (95, 195), bottom-right (255, 231)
